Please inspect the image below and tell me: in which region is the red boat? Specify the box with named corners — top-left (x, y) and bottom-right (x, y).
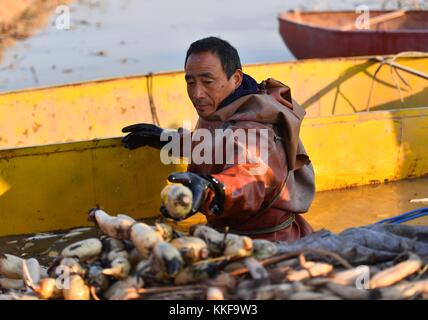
top-left (278, 10), bottom-right (428, 59)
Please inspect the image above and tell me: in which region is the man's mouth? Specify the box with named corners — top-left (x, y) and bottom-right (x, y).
top-left (195, 103), bottom-right (211, 109)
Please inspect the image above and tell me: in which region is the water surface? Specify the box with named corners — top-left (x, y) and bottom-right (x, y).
top-left (0, 0), bottom-right (399, 92)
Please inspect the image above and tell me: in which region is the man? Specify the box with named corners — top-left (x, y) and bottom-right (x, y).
top-left (122, 37), bottom-right (315, 242)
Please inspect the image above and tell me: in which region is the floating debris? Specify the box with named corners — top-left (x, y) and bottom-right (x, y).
top-left (410, 198), bottom-right (428, 203)
top-left (24, 233), bottom-right (60, 242)
top-left (61, 228), bottom-right (93, 239)
top-left (91, 50), bottom-right (107, 57)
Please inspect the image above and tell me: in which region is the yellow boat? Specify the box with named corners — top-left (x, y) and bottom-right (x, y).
top-left (0, 53), bottom-right (427, 236)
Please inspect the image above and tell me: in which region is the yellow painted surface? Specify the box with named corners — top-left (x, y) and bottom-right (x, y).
top-left (0, 55), bottom-right (427, 148)
top-left (0, 107), bottom-right (427, 236)
top-left (301, 107), bottom-right (428, 190)
top-left (0, 73), bottom-right (194, 148)
top-left (247, 56), bottom-right (428, 116)
top-left (0, 139), bottom-right (186, 235)
top-left (0, 176), bottom-right (10, 197)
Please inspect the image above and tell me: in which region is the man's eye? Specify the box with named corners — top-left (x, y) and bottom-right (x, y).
top-left (203, 80), bottom-right (213, 85)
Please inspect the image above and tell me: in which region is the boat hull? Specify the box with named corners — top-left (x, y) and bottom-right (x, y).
top-left (278, 11), bottom-right (428, 59)
top-left (0, 105), bottom-right (427, 236)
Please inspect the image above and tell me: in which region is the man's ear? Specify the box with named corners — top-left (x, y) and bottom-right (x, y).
top-left (232, 69), bottom-right (243, 89)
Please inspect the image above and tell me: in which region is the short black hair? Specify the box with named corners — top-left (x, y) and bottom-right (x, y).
top-left (185, 37), bottom-right (242, 79)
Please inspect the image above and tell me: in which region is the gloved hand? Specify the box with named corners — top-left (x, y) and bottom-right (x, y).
top-left (122, 123), bottom-right (166, 150)
top-left (160, 172), bottom-right (225, 220)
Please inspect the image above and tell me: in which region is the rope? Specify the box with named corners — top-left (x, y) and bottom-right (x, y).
top-left (375, 207), bottom-right (428, 225)
top-left (146, 72), bottom-right (160, 126)
top-left (365, 52), bottom-right (428, 111)
top-left (374, 53), bottom-right (428, 80)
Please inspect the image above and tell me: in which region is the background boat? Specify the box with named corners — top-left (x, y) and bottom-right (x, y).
top-left (278, 10), bottom-right (428, 59)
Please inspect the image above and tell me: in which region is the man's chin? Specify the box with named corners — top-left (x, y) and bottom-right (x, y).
top-left (196, 107), bottom-right (216, 118)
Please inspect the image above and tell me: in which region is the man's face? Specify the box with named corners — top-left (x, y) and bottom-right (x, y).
top-left (185, 51), bottom-right (242, 118)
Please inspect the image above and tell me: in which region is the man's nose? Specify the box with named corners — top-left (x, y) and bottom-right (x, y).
top-left (192, 84), bottom-right (205, 100)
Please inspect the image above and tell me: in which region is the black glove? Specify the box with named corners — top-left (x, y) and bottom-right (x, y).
top-left (122, 123), bottom-right (166, 150)
top-left (160, 172), bottom-right (225, 221)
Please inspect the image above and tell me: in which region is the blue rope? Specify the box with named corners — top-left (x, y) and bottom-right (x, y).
top-left (390, 211), bottom-right (428, 224)
top-left (375, 207), bottom-right (428, 225)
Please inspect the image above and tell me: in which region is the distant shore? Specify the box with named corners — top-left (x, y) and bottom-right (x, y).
top-left (0, 0), bottom-right (71, 62)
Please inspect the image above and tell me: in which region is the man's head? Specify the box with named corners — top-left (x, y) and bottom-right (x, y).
top-left (184, 37), bottom-right (243, 118)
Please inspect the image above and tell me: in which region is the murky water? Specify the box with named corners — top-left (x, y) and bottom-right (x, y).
top-left (0, 177), bottom-right (426, 268)
top-left (306, 177), bottom-right (428, 232)
top-left (0, 0), bottom-right (407, 92)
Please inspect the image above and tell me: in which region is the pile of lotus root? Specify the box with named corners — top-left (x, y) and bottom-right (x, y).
top-left (0, 207), bottom-right (427, 300)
